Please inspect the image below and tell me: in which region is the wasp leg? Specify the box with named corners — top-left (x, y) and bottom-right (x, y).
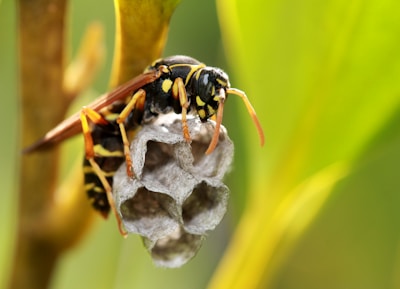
top-left (80, 107), bottom-right (127, 237)
top-left (205, 89), bottom-right (226, 155)
top-left (172, 78), bottom-right (191, 142)
top-left (116, 89), bottom-right (147, 178)
top-left (80, 107), bottom-right (109, 158)
top-left (87, 158), bottom-right (127, 237)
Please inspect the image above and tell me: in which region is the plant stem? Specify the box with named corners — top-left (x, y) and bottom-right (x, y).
top-left (10, 0), bottom-right (68, 288)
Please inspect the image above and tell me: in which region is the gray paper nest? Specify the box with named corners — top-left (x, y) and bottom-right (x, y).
top-left (113, 114), bottom-right (234, 268)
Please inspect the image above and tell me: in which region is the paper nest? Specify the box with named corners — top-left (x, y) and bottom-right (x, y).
top-left (113, 114), bottom-right (234, 268)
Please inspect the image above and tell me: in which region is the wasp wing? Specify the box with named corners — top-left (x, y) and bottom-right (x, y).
top-left (23, 71), bottom-right (160, 153)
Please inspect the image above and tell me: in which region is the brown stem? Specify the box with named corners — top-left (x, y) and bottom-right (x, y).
top-left (10, 0), bottom-right (68, 288)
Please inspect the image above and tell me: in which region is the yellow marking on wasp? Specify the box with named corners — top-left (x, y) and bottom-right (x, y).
top-left (195, 69), bottom-right (202, 80)
top-left (198, 109), bottom-right (206, 119)
top-left (196, 95), bottom-right (206, 106)
top-left (216, 78), bottom-right (228, 87)
top-left (102, 170), bottom-right (116, 177)
top-left (169, 64), bottom-right (206, 85)
top-left (85, 183), bottom-right (95, 191)
top-left (84, 183), bottom-right (105, 193)
top-left (211, 85), bottom-right (215, 96)
top-left (148, 60), bottom-right (158, 68)
top-left (93, 186), bottom-right (105, 192)
top-left (93, 144), bottom-right (124, 157)
top-left (213, 96), bottom-right (220, 102)
top-left (207, 105), bottom-right (216, 115)
top-left (83, 166), bottom-right (95, 173)
top-left (83, 165), bottom-right (118, 177)
top-left (105, 113), bottom-right (120, 121)
top-left (162, 79), bottom-right (173, 93)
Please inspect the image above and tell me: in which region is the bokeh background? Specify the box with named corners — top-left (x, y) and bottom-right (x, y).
top-left (2, 0), bottom-right (400, 288)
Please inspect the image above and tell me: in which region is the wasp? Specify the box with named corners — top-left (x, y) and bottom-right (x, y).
top-left (25, 55), bottom-right (265, 236)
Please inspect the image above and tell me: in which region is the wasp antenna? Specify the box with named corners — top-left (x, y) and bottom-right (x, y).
top-left (227, 88), bottom-right (265, 147)
top-left (205, 89), bottom-right (226, 155)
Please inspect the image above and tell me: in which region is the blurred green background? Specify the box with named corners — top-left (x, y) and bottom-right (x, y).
top-left (2, 0), bottom-right (400, 288)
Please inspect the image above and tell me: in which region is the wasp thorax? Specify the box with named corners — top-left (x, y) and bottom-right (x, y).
top-left (190, 67), bottom-right (230, 121)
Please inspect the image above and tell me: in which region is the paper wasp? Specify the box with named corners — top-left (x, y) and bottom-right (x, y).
top-left (25, 55), bottom-right (265, 236)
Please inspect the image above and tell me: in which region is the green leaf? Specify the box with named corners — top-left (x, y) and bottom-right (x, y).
top-left (271, 121), bottom-right (400, 289)
top-left (209, 0), bottom-right (400, 288)
top-left (110, 0), bottom-right (180, 86)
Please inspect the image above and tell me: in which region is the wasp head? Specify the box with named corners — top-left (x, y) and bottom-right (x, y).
top-left (190, 67), bottom-right (230, 121)
top-left (189, 66), bottom-right (264, 155)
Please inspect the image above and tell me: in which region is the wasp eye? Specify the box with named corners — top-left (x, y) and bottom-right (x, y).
top-left (198, 73), bottom-right (215, 103)
top-left (204, 82), bottom-right (215, 101)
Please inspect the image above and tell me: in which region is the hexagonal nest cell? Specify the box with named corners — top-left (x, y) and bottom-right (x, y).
top-left (113, 114), bottom-right (233, 267)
